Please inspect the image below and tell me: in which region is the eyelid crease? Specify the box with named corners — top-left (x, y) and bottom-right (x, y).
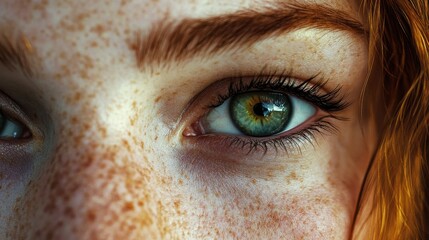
top-left (132, 3), bottom-right (366, 70)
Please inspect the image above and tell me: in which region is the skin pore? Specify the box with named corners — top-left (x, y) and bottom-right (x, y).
top-left (0, 0), bottom-right (376, 239)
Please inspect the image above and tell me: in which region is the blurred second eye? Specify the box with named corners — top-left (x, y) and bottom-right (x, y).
top-left (0, 112), bottom-right (27, 139)
top-left (203, 91), bottom-right (316, 137)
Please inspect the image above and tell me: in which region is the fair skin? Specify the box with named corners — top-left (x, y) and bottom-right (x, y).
top-left (0, 0), bottom-right (375, 239)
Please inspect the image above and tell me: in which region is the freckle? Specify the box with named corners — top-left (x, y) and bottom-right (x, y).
top-left (81, 155), bottom-right (94, 168)
top-left (43, 202), bottom-right (56, 214)
top-left (79, 70), bottom-right (89, 79)
top-left (64, 206), bottom-right (75, 218)
top-left (122, 202), bottom-right (135, 212)
top-left (290, 171), bottom-right (297, 180)
top-left (73, 91), bottom-right (82, 101)
top-left (122, 139), bottom-right (132, 152)
top-left (86, 210), bottom-right (97, 222)
top-left (90, 41), bottom-right (98, 48)
top-left (123, 28), bottom-right (131, 36)
top-left (46, 229), bottom-right (54, 240)
top-left (100, 127), bottom-right (107, 137)
top-left (82, 123), bottom-right (91, 131)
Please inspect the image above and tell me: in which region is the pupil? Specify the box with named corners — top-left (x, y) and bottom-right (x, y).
top-left (253, 102), bottom-right (270, 117)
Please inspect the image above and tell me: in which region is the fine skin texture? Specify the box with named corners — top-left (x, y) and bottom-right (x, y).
top-left (0, 0), bottom-right (376, 239)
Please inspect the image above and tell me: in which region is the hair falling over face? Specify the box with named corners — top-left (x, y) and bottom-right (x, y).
top-left (353, 0), bottom-right (429, 239)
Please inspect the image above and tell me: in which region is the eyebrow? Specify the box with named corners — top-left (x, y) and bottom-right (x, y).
top-left (0, 34), bottom-right (34, 76)
top-left (132, 3), bottom-right (366, 69)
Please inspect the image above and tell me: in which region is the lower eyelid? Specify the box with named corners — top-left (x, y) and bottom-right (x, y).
top-left (181, 110), bottom-right (335, 157)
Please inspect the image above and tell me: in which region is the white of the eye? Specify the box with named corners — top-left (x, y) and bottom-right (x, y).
top-left (205, 95), bottom-right (316, 135)
top-left (285, 96), bottom-right (316, 131)
top-left (0, 120), bottom-right (23, 138)
top-left (206, 98), bottom-right (242, 135)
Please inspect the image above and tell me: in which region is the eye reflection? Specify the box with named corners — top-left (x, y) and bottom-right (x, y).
top-left (0, 112), bottom-right (27, 139)
top-left (230, 91), bottom-right (291, 137)
top-left (204, 91), bottom-right (316, 137)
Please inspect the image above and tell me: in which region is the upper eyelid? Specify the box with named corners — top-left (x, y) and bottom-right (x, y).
top-left (213, 74), bottom-right (349, 113)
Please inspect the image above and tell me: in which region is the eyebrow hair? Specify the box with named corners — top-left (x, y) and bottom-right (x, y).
top-left (132, 3), bottom-right (366, 69)
top-left (0, 34), bottom-right (34, 77)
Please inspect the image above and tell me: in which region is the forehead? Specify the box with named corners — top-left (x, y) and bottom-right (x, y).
top-left (0, 0), bottom-right (362, 88)
top-left (1, 0), bottom-right (360, 32)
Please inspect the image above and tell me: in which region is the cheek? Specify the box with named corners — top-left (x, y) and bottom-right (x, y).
top-left (183, 186), bottom-right (350, 239)
top-left (327, 119), bottom-right (373, 208)
top-left (1, 87), bottom-right (369, 240)
top-left (4, 117), bottom-right (173, 239)
top-left (153, 146), bottom-right (355, 239)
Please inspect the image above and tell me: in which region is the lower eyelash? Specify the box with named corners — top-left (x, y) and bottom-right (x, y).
top-left (221, 115), bottom-right (343, 155)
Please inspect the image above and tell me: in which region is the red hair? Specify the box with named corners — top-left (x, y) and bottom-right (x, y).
top-left (354, 0), bottom-right (429, 239)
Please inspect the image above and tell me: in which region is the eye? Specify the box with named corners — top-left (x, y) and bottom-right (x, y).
top-left (204, 91), bottom-right (316, 137)
top-left (182, 73), bottom-right (349, 154)
top-left (0, 111), bottom-right (28, 139)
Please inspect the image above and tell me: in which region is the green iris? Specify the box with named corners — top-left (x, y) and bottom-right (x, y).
top-left (230, 91), bottom-right (292, 137)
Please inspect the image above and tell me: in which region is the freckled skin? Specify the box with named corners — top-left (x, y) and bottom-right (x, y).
top-left (0, 0), bottom-right (375, 239)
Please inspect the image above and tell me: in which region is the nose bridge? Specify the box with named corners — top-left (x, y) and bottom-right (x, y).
top-left (46, 99), bottom-right (161, 239)
top-left (37, 135), bottom-right (159, 239)
top-left (10, 98), bottom-right (164, 240)
top-left (50, 141), bottom-right (157, 239)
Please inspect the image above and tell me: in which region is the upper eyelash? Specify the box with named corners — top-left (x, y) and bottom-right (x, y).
top-left (200, 70), bottom-right (350, 155)
top-left (210, 71), bottom-right (349, 112)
